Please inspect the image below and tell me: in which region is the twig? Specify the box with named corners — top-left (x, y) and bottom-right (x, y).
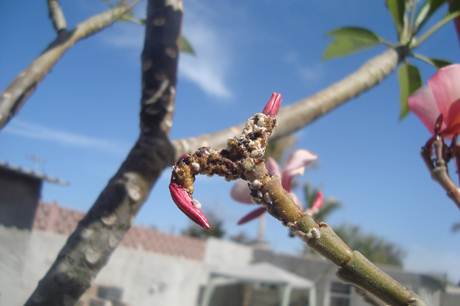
top-left (172, 47), bottom-right (405, 159)
top-left (169, 104), bottom-right (427, 306)
top-left (47, 0), bottom-right (67, 33)
top-left (421, 136), bottom-right (460, 210)
top-left (0, 1), bottom-right (139, 129)
top-left (25, 1), bottom-right (182, 304)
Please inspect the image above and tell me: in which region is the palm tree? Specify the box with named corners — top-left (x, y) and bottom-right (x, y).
top-left (334, 224), bottom-right (405, 267)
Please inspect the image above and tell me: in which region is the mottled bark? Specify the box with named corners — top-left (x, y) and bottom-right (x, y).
top-left (0, 1), bottom-right (138, 129)
top-left (173, 48), bottom-right (404, 159)
top-left (24, 1), bottom-right (182, 305)
top-left (47, 0), bottom-right (67, 33)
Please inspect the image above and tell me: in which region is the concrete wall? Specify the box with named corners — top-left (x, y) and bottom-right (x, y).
top-left (204, 238), bottom-right (253, 266)
top-left (1, 226), bottom-right (455, 306)
top-left (0, 170), bottom-right (41, 229)
top-left (0, 226), bottom-right (207, 306)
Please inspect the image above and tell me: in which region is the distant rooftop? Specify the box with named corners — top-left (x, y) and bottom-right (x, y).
top-left (33, 202), bottom-right (206, 261)
top-left (0, 160), bottom-right (68, 185)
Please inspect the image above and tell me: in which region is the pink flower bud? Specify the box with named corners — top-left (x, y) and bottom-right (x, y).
top-left (307, 191), bottom-right (324, 216)
top-left (169, 182), bottom-right (210, 229)
top-left (237, 207), bottom-right (267, 225)
top-left (262, 92), bottom-right (282, 117)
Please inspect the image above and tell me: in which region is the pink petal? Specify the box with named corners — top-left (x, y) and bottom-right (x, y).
top-left (230, 179), bottom-right (253, 204)
top-left (237, 207), bottom-right (266, 225)
top-left (306, 191), bottom-right (324, 216)
top-left (408, 86), bottom-right (442, 134)
top-left (429, 64), bottom-right (460, 120)
top-left (281, 149), bottom-right (317, 190)
top-left (266, 157), bottom-right (281, 177)
top-left (444, 99), bottom-right (460, 137)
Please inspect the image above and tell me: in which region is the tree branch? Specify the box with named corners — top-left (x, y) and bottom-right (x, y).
top-left (169, 106), bottom-right (427, 306)
top-left (354, 285), bottom-right (391, 306)
top-left (0, 1), bottom-right (139, 129)
top-left (24, 0), bottom-right (182, 304)
top-left (47, 0), bottom-right (67, 33)
top-left (172, 48), bottom-right (404, 159)
top-left (421, 136), bottom-right (460, 210)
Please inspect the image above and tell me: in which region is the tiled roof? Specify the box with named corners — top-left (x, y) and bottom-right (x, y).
top-left (33, 202), bottom-right (205, 261)
top-left (0, 161), bottom-right (68, 185)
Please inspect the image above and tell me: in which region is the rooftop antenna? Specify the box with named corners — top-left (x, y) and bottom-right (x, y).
top-left (26, 154), bottom-right (46, 173)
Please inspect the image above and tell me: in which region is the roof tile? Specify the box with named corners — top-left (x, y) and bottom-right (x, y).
top-left (33, 203), bottom-right (205, 261)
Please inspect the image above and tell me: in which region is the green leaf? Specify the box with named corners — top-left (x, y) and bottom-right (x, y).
top-left (178, 35), bottom-right (195, 55)
top-left (414, 53), bottom-right (452, 68)
top-left (415, 0), bottom-right (447, 32)
top-left (386, 0), bottom-right (406, 34)
top-left (450, 0), bottom-right (460, 13)
top-left (398, 62), bottom-right (422, 119)
top-left (429, 58), bottom-right (452, 68)
top-left (322, 27), bottom-right (382, 60)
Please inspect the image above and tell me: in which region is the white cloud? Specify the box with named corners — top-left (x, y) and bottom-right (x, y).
top-left (104, 24), bottom-right (143, 50)
top-left (298, 64), bottom-right (324, 83)
top-left (283, 50), bottom-right (324, 83)
top-left (5, 120), bottom-right (126, 155)
top-left (103, 1), bottom-right (232, 99)
top-left (180, 21), bottom-right (232, 98)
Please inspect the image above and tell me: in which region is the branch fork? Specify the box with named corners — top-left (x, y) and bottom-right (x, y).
top-left (169, 93), bottom-right (281, 228)
top-left (421, 132), bottom-right (460, 210)
top-left (169, 92), bottom-right (426, 306)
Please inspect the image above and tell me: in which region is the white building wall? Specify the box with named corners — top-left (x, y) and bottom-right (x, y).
top-left (204, 238), bottom-right (253, 266)
top-left (0, 226), bottom-right (207, 306)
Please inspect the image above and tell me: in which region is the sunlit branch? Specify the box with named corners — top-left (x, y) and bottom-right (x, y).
top-left (24, 1), bottom-right (181, 304)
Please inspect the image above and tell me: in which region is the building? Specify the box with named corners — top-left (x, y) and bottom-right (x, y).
top-left (0, 162), bottom-right (458, 306)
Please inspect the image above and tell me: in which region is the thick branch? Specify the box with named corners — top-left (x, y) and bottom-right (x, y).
top-left (0, 1), bottom-right (138, 129)
top-left (47, 0), bottom-right (67, 33)
top-left (354, 286), bottom-right (391, 306)
top-left (248, 165), bottom-right (426, 306)
top-left (25, 1), bottom-right (182, 305)
top-left (173, 48), bottom-right (403, 159)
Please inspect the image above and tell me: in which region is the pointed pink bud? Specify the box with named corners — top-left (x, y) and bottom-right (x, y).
top-left (307, 191), bottom-right (324, 216)
top-left (237, 207), bottom-right (267, 225)
top-left (262, 92), bottom-right (282, 117)
top-left (169, 182), bottom-right (210, 229)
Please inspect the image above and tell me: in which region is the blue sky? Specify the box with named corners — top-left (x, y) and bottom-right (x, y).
top-left (1, 0), bottom-right (459, 281)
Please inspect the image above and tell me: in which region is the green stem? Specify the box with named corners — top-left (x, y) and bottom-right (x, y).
top-left (412, 53), bottom-right (436, 66)
top-left (413, 10), bottom-right (460, 48)
top-left (245, 165), bottom-right (427, 306)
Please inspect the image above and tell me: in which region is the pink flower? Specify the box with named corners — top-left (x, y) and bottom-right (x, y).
top-left (230, 149), bottom-right (321, 224)
top-left (408, 64), bottom-right (460, 138)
